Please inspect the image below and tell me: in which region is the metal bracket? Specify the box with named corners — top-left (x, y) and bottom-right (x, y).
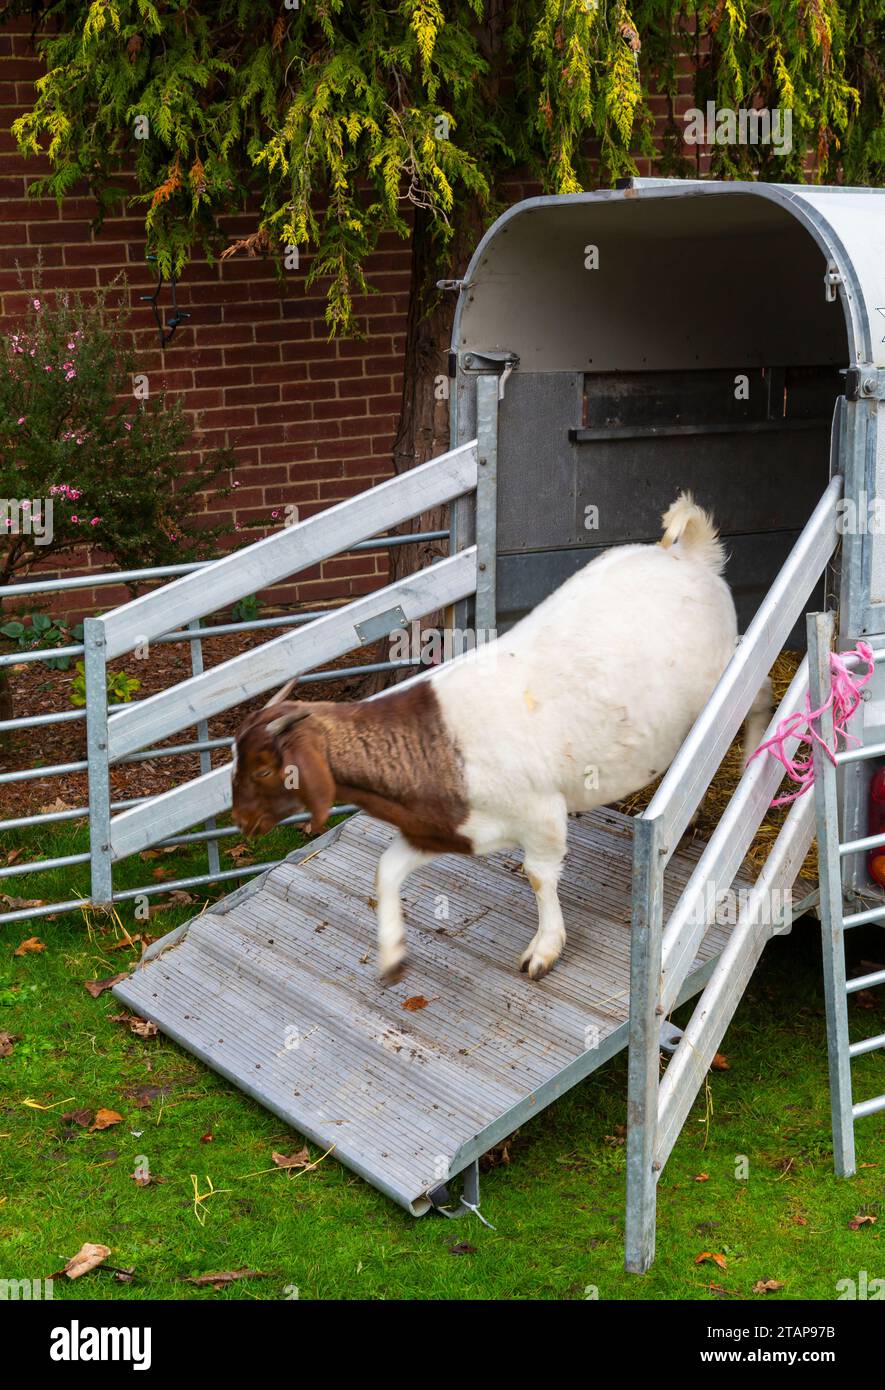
top-left (842, 366), bottom-right (885, 403)
top-left (659, 1020), bottom-right (684, 1054)
top-left (824, 263), bottom-right (843, 303)
top-left (354, 605), bottom-right (408, 644)
top-left (427, 1160), bottom-right (496, 1229)
top-left (436, 278), bottom-right (474, 293)
top-left (140, 255), bottom-right (191, 348)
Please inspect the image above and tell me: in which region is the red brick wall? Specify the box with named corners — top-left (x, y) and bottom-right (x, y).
top-left (1, 22), bottom-right (702, 621)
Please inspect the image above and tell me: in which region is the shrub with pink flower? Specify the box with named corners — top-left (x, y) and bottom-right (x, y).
top-left (0, 269), bottom-right (237, 586)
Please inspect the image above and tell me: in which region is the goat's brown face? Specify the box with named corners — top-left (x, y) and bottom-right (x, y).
top-left (231, 703), bottom-right (335, 839)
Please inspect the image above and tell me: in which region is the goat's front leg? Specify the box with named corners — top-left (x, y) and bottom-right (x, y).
top-left (375, 833), bottom-right (436, 982)
top-left (519, 799), bottom-right (568, 981)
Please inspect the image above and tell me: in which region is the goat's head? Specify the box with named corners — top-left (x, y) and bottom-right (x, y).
top-left (231, 683), bottom-right (335, 838)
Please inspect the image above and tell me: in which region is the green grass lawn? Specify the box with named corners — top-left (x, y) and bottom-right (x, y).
top-left (1, 820), bottom-right (883, 1301)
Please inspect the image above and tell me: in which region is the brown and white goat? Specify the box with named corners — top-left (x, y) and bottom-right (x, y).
top-left (232, 494), bottom-right (770, 982)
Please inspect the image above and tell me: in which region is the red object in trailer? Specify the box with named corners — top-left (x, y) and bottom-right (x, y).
top-left (867, 766), bottom-right (885, 887)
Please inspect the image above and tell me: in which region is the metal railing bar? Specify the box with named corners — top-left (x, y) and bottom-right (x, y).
top-left (0, 851), bottom-right (91, 879)
top-left (640, 475), bottom-right (842, 858)
top-left (157, 804), bottom-right (358, 848)
top-left (0, 797), bottom-right (146, 832)
top-left (852, 1093), bottom-right (885, 1121)
top-left (655, 790), bottom-right (816, 1170)
top-left (848, 1033), bottom-right (885, 1059)
top-left (0, 529), bottom-right (452, 601)
top-left (842, 901), bottom-right (885, 929)
top-left (839, 829), bottom-right (885, 857)
top-left (0, 644), bottom-right (84, 669)
top-left (659, 657), bottom-right (810, 1013)
top-left (110, 862), bottom-right (282, 901)
top-left (845, 966), bottom-right (885, 994)
top-left (0, 657), bottom-right (421, 736)
top-left (836, 740), bottom-right (885, 765)
top-left (105, 547), bottom-right (477, 764)
top-left (99, 447), bottom-right (476, 659)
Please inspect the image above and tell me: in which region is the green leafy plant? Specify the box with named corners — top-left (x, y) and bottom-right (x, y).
top-left (0, 613), bottom-right (84, 671)
top-left (70, 662), bottom-right (141, 709)
top-left (0, 273), bottom-right (237, 590)
top-left (230, 596), bottom-right (263, 625)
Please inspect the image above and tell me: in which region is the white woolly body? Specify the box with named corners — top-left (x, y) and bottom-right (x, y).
top-left (360, 493), bottom-right (748, 979)
top-left (428, 535), bottom-right (737, 856)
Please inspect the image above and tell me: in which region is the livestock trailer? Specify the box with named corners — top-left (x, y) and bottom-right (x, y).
top-left (95, 178), bottom-right (885, 1271)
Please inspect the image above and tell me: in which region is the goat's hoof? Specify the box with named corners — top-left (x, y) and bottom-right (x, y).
top-left (521, 950), bottom-right (558, 981)
top-left (378, 948), bottom-right (407, 985)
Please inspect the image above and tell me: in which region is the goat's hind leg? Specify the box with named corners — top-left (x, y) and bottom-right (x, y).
top-left (519, 799), bottom-right (569, 981)
top-left (375, 832), bottom-right (436, 982)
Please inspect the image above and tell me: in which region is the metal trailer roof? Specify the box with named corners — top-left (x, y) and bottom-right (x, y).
top-left (114, 808), bottom-right (753, 1214)
top-left (452, 179), bottom-right (885, 373)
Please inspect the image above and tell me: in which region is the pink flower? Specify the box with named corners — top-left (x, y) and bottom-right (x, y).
top-left (16, 417), bottom-right (25, 425)
top-left (65, 370), bottom-right (76, 381)
top-left (32, 298), bottom-right (41, 311)
top-left (70, 514), bottom-right (79, 523)
top-left (90, 517), bottom-right (100, 526)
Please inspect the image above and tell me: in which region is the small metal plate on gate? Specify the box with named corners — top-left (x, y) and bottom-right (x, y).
top-left (354, 605), bottom-right (408, 643)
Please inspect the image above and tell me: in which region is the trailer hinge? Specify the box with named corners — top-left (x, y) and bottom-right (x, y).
top-left (842, 367), bottom-right (885, 402)
top-left (436, 278), bottom-right (474, 293)
top-left (824, 263), bottom-right (843, 303)
top-left (462, 350), bottom-right (520, 400)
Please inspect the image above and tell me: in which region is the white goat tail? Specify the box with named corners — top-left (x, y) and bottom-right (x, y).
top-left (659, 491), bottom-right (725, 574)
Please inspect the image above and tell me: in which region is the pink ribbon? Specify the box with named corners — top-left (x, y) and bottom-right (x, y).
top-left (747, 642), bottom-right (874, 806)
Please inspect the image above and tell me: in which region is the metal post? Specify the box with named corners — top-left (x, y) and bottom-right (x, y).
top-left (808, 611), bottom-right (856, 1175)
top-left (625, 813), bottom-right (665, 1272)
top-left (189, 619), bottom-right (221, 879)
top-left (474, 374), bottom-right (499, 637)
top-left (84, 617), bottom-right (113, 905)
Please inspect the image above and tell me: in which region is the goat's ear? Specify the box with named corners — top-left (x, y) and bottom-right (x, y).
top-left (265, 704), bottom-right (311, 739)
top-left (293, 733), bottom-right (335, 834)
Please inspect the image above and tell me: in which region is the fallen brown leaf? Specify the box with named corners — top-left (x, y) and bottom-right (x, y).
top-left (753, 1279), bottom-right (785, 1293)
top-left (848, 1213), bottom-right (877, 1230)
top-left (0, 1031), bottom-right (17, 1058)
top-left (58, 1242), bottom-right (111, 1279)
top-left (694, 1173), bottom-right (711, 1182)
top-left (272, 1147), bottom-right (311, 1170)
top-left (84, 973), bottom-right (128, 999)
top-left (448, 1242), bottom-right (476, 1255)
top-left (61, 1108), bottom-right (94, 1128)
top-left (402, 995), bottom-right (429, 1011)
top-left (695, 1251), bottom-right (728, 1270)
top-left (108, 1012), bottom-right (158, 1038)
top-left (710, 1052), bottom-right (730, 1071)
top-left (14, 937), bottom-right (45, 956)
top-left (89, 1109), bottom-right (123, 1132)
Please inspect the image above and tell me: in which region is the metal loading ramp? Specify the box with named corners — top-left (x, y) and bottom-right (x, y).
top-left (114, 807), bottom-right (755, 1216)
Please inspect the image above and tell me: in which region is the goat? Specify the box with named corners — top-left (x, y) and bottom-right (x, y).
top-left (232, 493), bottom-right (767, 982)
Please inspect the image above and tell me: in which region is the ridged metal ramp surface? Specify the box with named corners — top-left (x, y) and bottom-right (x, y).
top-left (114, 808), bottom-right (747, 1214)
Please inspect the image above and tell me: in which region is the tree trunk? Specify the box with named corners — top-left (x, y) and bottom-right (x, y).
top-left (358, 199), bottom-right (486, 694)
